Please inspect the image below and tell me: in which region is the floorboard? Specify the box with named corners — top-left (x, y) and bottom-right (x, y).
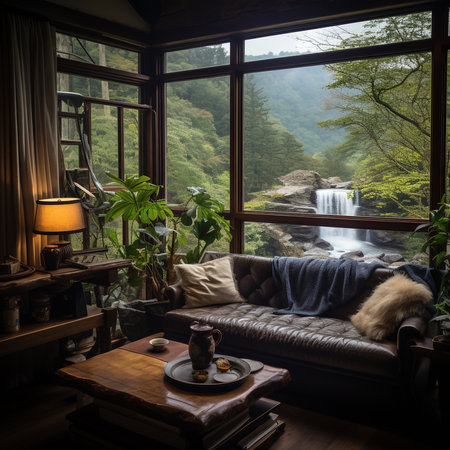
top-left (0, 378), bottom-right (443, 450)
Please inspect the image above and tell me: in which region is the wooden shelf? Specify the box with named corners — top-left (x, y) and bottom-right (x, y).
top-left (0, 259), bottom-right (130, 357)
top-left (0, 309), bottom-right (106, 357)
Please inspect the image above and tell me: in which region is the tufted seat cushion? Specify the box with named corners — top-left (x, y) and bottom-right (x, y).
top-left (164, 302), bottom-right (400, 379)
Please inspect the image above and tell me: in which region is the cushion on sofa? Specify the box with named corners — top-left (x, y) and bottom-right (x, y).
top-left (350, 273), bottom-right (433, 341)
top-left (175, 256), bottom-right (245, 308)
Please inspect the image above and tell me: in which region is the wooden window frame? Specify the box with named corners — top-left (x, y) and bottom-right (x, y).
top-left (151, 3), bottom-right (449, 257)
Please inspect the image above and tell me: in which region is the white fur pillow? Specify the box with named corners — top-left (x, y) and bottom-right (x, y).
top-left (351, 273), bottom-right (433, 341)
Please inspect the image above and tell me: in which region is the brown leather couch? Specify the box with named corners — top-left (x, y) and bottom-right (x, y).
top-left (163, 252), bottom-right (430, 412)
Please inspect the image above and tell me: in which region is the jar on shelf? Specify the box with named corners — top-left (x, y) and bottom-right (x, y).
top-left (1, 296), bottom-right (20, 332)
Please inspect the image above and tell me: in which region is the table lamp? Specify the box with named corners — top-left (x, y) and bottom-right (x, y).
top-left (33, 198), bottom-right (86, 269)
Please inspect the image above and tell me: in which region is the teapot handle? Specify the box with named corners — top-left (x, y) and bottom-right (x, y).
top-left (212, 329), bottom-right (222, 346)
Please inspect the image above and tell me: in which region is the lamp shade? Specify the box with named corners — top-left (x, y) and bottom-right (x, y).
top-left (33, 198), bottom-right (86, 235)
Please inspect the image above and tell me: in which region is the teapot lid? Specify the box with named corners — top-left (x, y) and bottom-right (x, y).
top-left (190, 321), bottom-right (213, 332)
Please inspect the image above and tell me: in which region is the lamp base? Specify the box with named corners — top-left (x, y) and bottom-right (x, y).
top-left (54, 240), bottom-right (73, 260)
top-left (41, 245), bottom-right (61, 270)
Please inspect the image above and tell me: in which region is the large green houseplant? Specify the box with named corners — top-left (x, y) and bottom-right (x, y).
top-left (104, 174), bottom-right (231, 298)
top-left (416, 195), bottom-right (450, 335)
top-left (104, 173), bottom-right (174, 300)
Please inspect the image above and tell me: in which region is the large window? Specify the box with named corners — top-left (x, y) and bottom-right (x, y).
top-left (157, 7), bottom-right (445, 263)
top-left (56, 33), bottom-right (149, 249)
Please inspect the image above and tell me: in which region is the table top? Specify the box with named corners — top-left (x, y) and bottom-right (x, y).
top-left (56, 336), bottom-right (291, 433)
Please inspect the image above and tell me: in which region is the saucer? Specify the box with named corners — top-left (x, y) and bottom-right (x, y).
top-left (241, 358), bottom-right (264, 372)
top-left (213, 371), bottom-right (239, 383)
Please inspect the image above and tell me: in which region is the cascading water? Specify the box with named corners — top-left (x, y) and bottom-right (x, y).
top-left (316, 189), bottom-right (359, 240)
top-left (316, 189), bottom-right (376, 256)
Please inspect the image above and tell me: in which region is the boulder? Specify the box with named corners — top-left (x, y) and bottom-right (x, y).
top-left (314, 238), bottom-right (334, 250)
top-left (326, 177), bottom-right (343, 187)
top-left (381, 253), bottom-right (404, 264)
top-left (265, 185), bottom-right (316, 205)
top-left (340, 251), bottom-right (364, 259)
top-left (279, 170), bottom-right (331, 190)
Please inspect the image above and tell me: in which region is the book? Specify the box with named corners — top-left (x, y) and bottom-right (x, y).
top-left (69, 397), bottom-right (280, 450)
top-left (236, 413), bottom-right (281, 450)
top-left (244, 419), bottom-right (286, 450)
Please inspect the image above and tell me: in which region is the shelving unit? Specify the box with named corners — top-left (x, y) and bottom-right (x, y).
top-left (0, 260), bottom-right (130, 357)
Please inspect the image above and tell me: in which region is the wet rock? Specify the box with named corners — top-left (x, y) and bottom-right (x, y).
top-left (340, 251), bottom-right (364, 259)
top-left (304, 248), bottom-right (330, 256)
top-left (314, 238), bottom-right (334, 250)
top-left (382, 253), bottom-right (404, 264)
top-left (362, 257), bottom-right (389, 266)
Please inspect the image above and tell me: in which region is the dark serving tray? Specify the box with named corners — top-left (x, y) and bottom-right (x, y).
top-left (164, 354), bottom-right (251, 392)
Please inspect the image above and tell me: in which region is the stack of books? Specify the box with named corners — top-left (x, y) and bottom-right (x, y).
top-left (66, 397), bottom-right (285, 450)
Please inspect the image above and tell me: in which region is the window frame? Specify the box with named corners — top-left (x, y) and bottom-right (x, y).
top-left (57, 33), bottom-right (151, 247)
top-left (151, 4), bottom-right (448, 257)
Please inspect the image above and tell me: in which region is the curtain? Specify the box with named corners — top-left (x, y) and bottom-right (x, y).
top-left (0, 9), bottom-right (60, 267)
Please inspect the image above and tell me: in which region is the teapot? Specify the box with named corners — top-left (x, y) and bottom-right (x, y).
top-left (188, 321), bottom-right (222, 370)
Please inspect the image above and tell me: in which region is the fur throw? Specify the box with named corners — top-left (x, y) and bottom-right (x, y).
top-left (351, 273), bottom-right (433, 341)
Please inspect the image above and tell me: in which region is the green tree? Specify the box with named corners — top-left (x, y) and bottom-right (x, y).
top-left (319, 13), bottom-right (432, 218)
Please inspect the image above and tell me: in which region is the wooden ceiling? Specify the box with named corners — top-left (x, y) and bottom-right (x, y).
top-left (1, 0), bottom-right (439, 47)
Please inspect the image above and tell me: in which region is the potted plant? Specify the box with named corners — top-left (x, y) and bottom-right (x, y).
top-left (166, 187), bottom-right (231, 283)
top-left (416, 195), bottom-right (450, 350)
top-left (104, 173), bottom-right (174, 301)
top-left (104, 174), bottom-right (231, 297)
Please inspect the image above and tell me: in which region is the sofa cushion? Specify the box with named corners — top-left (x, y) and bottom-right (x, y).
top-left (164, 303), bottom-right (400, 379)
top-left (351, 273), bottom-right (433, 341)
top-left (175, 257), bottom-right (245, 308)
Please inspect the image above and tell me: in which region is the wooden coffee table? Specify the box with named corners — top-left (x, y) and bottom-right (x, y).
top-left (56, 334), bottom-right (291, 449)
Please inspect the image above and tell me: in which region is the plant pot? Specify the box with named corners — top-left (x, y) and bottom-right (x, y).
top-left (432, 334), bottom-right (450, 352)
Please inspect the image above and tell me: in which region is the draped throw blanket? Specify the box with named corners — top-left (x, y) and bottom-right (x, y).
top-left (272, 257), bottom-right (384, 316)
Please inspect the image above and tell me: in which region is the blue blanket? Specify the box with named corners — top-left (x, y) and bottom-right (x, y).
top-left (272, 257), bottom-right (384, 316)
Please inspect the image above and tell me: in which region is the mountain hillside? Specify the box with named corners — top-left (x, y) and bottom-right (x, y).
top-left (248, 63), bottom-right (346, 155)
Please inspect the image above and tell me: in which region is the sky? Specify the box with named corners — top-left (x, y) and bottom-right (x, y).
top-left (244, 22), bottom-right (366, 57)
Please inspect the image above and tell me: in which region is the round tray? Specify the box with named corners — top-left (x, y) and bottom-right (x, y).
top-left (164, 354), bottom-right (251, 392)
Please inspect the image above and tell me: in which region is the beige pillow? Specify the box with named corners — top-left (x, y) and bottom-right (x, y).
top-left (351, 273), bottom-right (433, 341)
top-left (175, 257), bottom-right (245, 308)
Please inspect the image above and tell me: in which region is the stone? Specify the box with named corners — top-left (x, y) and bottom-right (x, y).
top-left (381, 253), bottom-right (404, 264)
top-left (279, 170), bottom-right (331, 190)
top-left (335, 181), bottom-right (353, 189)
top-left (314, 238), bottom-right (334, 250)
top-left (340, 251), bottom-right (364, 259)
top-left (326, 177), bottom-right (343, 187)
top-left (362, 257), bottom-right (389, 266)
top-left (304, 248), bottom-right (330, 256)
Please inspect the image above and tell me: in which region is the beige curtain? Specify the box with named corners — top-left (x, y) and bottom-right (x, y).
top-left (0, 9), bottom-right (60, 267)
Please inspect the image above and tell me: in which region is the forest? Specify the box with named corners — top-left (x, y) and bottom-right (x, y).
top-left (56, 11), bottom-right (434, 256)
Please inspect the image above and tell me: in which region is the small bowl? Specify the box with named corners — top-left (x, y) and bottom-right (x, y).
top-left (149, 337), bottom-right (169, 352)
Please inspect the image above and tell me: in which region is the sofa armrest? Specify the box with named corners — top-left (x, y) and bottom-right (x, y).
top-left (397, 316), bottom-right (428, 355)
top-left (164, 282), bottom-right (185, 309)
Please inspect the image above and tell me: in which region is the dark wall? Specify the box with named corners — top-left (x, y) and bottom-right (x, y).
top-left (150, 0), bottom-right (435, 45)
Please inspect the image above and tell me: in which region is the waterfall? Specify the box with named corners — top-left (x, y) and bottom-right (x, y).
top-left (316, 189), bottom-right (358, 240)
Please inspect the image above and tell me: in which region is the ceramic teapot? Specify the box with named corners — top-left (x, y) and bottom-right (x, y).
top-left (188, 321), bottom-right (222, 370)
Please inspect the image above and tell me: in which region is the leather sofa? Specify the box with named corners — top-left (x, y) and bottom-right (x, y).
top-left (163, 252), bottom-right (431, 412)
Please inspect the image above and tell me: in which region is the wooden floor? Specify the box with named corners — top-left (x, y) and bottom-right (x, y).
top-left (0, 378), bottom-right (444, 450)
